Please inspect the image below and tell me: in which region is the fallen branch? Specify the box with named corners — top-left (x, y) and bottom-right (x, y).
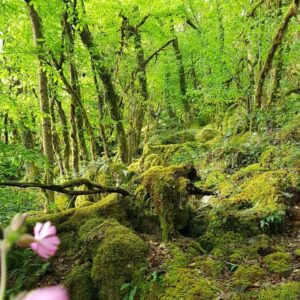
top-left (0, 179), bottom-right (130, 196)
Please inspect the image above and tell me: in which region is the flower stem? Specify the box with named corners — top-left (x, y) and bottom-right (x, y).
top-left (0, 241), bottom-right (7, 300)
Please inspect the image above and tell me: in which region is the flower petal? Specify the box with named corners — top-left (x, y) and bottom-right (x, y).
top-left (23, 285), bottom-right (69, 300)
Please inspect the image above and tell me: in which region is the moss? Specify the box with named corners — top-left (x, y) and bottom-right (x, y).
top-left (277, 116), bottom-right (300, 142)
top-left (256, 281), bottom-right (300, 300)
top-left (127, 161), bottom-right (141, 175)
top-left (225, 171), bottom-right (297, 219)
top-left (295, 249), bottom-right (300, 257)
top-left (91, 219), bottom-right (148, 300)
top-left (138, 165), bottom-right (194, 241)
top-left (260, 146), bottom-right (277, 167)
top-left (144, 153), bottom-right (161, 169)
top-left (231, 163), bottom-right (264, 182)
top-left (160, 244), bottom-right (218, 300)
top-left (79, 217), bottom-right (104, 242)
top-left (202, 171), bottom-right (226, 189)
top-left (231, 264), bottom-right (265, 291)
top-left (193, 256), bottom-right (224, 278)
top-left (195, 126), bottom-right (219, 143)
top-left (218, 179), bottom-right (235, 197)
top-left (148, 129), bottom-right (196, 145)
top-left (263, 252), bottom-right (292, 275)
top-left (29, 193), bottom-right (129, 232)
top-left (95, 160), bottom-right (129, 186)
top-left (161, 269), bottom-right (218, 300)
top-left (54, 194), bottom-right (71, 211)
top-left (58, 231), bottom-right (82, 258)
top-left (75, 196), bottom-right (93, 208)
top-left (64, 263), bottom-right (97, 300)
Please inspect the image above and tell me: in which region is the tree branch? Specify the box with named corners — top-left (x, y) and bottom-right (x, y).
top-left (143, 38), bottom-right (175, 67)
top-left (0, 179), bottom-right (130, 196)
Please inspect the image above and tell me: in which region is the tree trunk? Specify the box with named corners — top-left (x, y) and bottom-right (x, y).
top-left (91, 60), bottom-right (110, 158)
top-left (54, 98), bottom-right (71, 172)
top-left (255, 0), bottom-right (299, 108)
top-left (3, 113), bottom-right (9, 144)
top-left (77, 11), bottom-right (129, 163)
top-left (25, 0), bottom-right (55, 203)
top-left (172, 36), bottom-right (190, 120)
top-left (50, 96), bottom-right (65, 176)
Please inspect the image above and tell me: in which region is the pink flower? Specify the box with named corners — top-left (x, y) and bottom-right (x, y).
top-left (22, 286), bottom-right (69, 300)
top-left (30, 221), bottom-right (60, 259)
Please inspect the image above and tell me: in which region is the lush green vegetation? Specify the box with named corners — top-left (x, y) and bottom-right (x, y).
top-left (1, 0), bottom-right (300, 299)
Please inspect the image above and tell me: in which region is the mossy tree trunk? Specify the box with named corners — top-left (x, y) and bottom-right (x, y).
top-left (25, 0), bottom-right (55, 203)
top-left (62, 10), bottom-right (98, 162)
top-left (72, 0), bottom-right (129, 164)
top-left (255, 0), bottom-right (299, 109)
top-left (54, 98), bottom-right (71, 173)
top-left (90, 59), bottom-right (110, 159)
top-left (172, 36), bottom-right (190, 122)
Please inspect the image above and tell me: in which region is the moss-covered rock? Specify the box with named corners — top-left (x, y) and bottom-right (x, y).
top-left (95, 160), bottom-right (129, 186)
top-left (256, 281), bottom-right (300, 300)
top-left (223, 171), bottom-right (297, 219)
top-left (161, 268), bottom-right (218, 300)
top-left (195, 126), bottom-right (219, 143)
top-left (159, 244), bottom-right (219, 299)
top-left (64, 263), bottom-right (97, 300)
top-left (231, 264), bottom-right (265, 291)
top-left (55, 194), bottom-right (71, 211)
top-left (193, 256), bottom-right (224, 278)
top-left (91, 219), bottom-right (148, 300)
top-left (75, 196), bottom-right (93, 208)
top-left (263, 252), bottom-right (292, 275)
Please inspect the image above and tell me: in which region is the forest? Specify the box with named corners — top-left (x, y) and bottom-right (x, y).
top-left (0, 0), bottom-right (300, 299)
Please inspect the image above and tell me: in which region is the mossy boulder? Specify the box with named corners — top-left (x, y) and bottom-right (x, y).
top-left (161, 268), bottom-right (218, 300)
top-left (193, 256), bottom-right (224, 278)
top-left (195, 127), bottom-right (219, 143)
top-left (75, 196), bottom-right (93, 208)
top-left (256, 281), bottom-right (300, 300)
top-left (231, 264), bottom-right (265, 291)
top-left (96, 160), bottom-right (128, 186)
top-left (64, 263), bottom-right (96, 300)
top-left (159, 244), bottom-right (219, 300)
top-left (148, 129), bottom-right (196, 145)
top-left (223, 171), bottom-right (297, 219)
top-left (55, 194), bottom-right (70, 211)
top-left (263, 252), bottom-right (292, 275)
top-left (91, 219), bottom-right (148, 300)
